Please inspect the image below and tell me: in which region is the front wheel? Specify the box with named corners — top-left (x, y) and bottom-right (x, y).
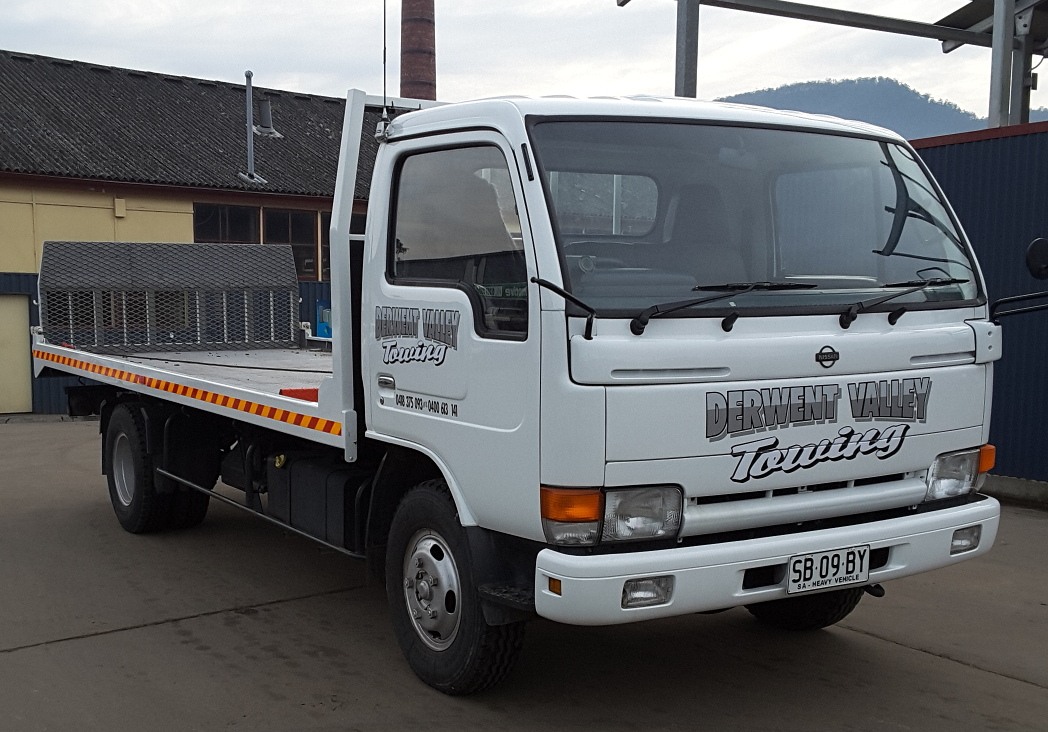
top-left (386, 480), bottom-right (524, 695)
top-left (746, 587), bottom-right (865, 631)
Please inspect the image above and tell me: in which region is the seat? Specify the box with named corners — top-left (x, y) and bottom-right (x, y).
top-left (666, 184), bottom-right (748, 285)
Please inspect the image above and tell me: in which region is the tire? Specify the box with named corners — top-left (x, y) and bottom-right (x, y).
top-left (386, 480), bottom-right (525, 695)
top-left (167, 482), bottom-right (212, 530)
top-left (105, 404), bottom-right (170, 533)
top-left (746, 587), bottom-right (865, 631)
top-left (164, 435), bottom-right (219, 531)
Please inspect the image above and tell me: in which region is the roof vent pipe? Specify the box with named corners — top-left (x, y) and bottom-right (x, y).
top-left (255, 99), bottom-right (283, 138)
top-left (238, 70), bottom-right (268, 185)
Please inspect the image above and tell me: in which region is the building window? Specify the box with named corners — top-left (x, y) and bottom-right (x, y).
top-left (193, 204), bottom-right (260, 243)
top-left (321, 212), bottom-right (332, 281)
top-left (265, 209), bottom-right (318, 280)
top-left (320, 212), bottom-right (364, 282)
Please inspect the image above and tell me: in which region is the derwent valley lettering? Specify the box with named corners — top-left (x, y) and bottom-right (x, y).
top-left (375, 306), bottom-right (461, 367)
top-left (705, 378), bottom-right (932, 482)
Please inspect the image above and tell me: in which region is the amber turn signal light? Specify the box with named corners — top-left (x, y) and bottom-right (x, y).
top-left (540, 487), bottom-right (603, 522)
top-left (978, 444), bottom-right (996, 474)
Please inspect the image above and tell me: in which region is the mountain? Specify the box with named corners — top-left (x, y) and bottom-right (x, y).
top-left (718, 77), bottom-right (1048, 140)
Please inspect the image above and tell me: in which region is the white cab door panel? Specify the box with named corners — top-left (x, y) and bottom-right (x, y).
top-left (364, 132), bottom-right (542, 537)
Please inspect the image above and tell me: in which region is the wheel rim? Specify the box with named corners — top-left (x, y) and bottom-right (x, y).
top-left (401, 529), bottom-right (462, 651)
top-left (111, 433), bottom-right (136, 507)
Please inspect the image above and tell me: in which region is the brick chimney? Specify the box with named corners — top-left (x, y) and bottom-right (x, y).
top-left (401, 0), bottom-right (436, 100)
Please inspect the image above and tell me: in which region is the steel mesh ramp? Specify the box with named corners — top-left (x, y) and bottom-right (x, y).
top-left (38, 241), bottom-right (300, 354)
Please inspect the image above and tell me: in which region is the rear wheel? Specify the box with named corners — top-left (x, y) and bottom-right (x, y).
top-left (164, 429), bottom-right (219, 531)
top-left (167, 479), bottom-right (212, 530)
top-left (746, 587), bottom-right (865, 631)
top-left (386, 480), bottom-right (525, 695)
top-left (106, 403), bottom-right (169, 533)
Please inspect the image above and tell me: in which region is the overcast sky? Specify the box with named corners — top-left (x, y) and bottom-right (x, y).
top-left (2, 1), bottom-right (1041, 117)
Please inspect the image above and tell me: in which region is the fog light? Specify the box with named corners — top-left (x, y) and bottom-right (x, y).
top-left (951, 525), bottom-right (982, 555)
top-left (621, 576), bottom-right (674, 608)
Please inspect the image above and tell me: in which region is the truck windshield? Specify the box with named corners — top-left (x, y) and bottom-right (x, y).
top-left (528, 120), bottom-right (980, 317)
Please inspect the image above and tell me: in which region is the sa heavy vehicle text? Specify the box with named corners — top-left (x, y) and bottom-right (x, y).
top-left (34, 91), bottom-right (1015, 694)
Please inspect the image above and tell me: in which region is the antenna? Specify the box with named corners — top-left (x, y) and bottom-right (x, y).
top-left (376, 0), bottom-right (392, 140)
top-left (382, 0), bottom-right (388, 109)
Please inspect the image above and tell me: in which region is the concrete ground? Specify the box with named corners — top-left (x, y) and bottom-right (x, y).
top-left (1, 420), bottom-right (1046, 731)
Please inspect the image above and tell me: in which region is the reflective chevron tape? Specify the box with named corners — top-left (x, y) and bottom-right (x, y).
top-left (34, 349), bottom-right (343, 436)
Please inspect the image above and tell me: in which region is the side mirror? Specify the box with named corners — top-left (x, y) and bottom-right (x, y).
top-left (1026, 238), bottom-right (1048, 279)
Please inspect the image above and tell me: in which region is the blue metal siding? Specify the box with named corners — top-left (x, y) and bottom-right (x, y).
top-left (919, 131), bottom-right (1048, 480)
top-left (298, 281), bottom-right (332, 331)
top-left (1, 272), bottom-right (98, 414)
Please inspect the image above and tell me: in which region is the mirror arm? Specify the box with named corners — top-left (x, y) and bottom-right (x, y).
top-left (990, 291), bottom-right (1048, 323)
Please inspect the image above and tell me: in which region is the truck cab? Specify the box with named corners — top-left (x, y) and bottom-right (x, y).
top-left (348, 95), bottom-right (999, 684)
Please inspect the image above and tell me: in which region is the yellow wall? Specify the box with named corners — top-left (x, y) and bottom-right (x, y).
top-left (0, 296), bottom-right (32, 413)
top-left (0, 176), bottom-right (335, 413)
top-left (0, 182), bottom-right (194, 273)
top-left (0, 180), bottom-right (195, 412)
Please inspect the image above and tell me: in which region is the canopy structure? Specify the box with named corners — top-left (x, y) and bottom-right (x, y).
top-left (937, 0), bottom-right (1048, 125)
top-left (617, 0), bottom-right (1048, 127)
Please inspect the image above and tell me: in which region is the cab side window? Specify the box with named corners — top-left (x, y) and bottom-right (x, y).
top-left (390, 145), bottom-right (528, 338)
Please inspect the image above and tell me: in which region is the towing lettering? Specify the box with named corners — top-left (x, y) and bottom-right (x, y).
top-left (705, 378), bottom-right (932, 482)
top-left (729, 424), bottom-right (910, 482)
top-left (374, 306), bottom-right (461, 367)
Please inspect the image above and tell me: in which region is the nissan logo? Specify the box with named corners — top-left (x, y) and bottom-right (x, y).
top-left (816, 346), bottom-right (840, 368)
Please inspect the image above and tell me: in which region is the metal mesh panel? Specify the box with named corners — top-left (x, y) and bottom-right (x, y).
top-left (39, 242), bottom-right (299, 353)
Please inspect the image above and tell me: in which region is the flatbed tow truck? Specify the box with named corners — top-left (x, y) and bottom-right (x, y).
top-left (34, 90), bottom-right (1042, 693)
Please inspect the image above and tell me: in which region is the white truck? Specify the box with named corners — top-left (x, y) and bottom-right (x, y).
top-left (34, 90), bottom-right (1023, 694)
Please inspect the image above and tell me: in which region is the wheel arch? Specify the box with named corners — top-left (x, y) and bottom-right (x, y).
top-left (365, 445), bottom-right (538, 623)
top-left (100, 394), bottom-right (228, 482)
top-left (365, 444), bottom-right (444, 553)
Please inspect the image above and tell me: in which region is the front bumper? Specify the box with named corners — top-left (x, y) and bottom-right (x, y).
top-left (534, 496), bottom-right (1000, 625)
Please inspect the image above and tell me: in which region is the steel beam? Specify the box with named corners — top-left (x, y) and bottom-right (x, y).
top-left (1010, 10), bottom-right (1035, 124)
top-left (698, 0), bottom-right (998, 48)
top-left (942, 0), bottom-right (1045, 53)
top-left (989, 0), bottom-right (1016, 127)
top-left (676, 0), bottom-right (700, 97)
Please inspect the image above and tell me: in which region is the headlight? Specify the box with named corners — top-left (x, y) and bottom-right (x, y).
top-left (602, 486), bottom-right (682, 542)
top-left (925, 445), bottom-right (995, 501)
top-left (540, 485), bottom-right (683, 545)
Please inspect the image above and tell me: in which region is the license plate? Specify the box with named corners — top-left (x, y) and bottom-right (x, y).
top-left (787, 545), bottom-right (870, 594)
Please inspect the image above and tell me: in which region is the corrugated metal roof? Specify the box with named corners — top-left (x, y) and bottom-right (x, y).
top-left (0, 49), bottom-right (395, 199)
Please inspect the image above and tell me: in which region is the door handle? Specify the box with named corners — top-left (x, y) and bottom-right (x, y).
top-left (377, 374), bottom-right (396, 390)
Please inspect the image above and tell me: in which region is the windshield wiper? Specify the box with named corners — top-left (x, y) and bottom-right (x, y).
top-left (530, 277), bottom-right (597, 339)
top-left (631, 281), bottom-right (815, 335)
top-left (839, 277), bottom-right (969, 329)
top-left (692, 281), bottom-right (817, 292)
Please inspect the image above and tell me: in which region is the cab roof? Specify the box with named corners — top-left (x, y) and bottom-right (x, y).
top-left (386, 94), bottom-right (904, 143)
